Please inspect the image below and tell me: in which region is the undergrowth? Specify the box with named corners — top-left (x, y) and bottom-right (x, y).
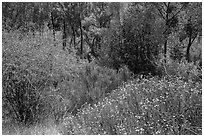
top-left (2, 30), bottom-right (202, 135)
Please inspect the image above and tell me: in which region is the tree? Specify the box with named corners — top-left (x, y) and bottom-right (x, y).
top-left (179, 2), bottom-right (202, 62)
top-left (58, 2), bottom-right (91, 51)
top-left (31, 3), bottom-right (48, 35)
top-left (2, 2), bottom-right (50, 35)
top-left (81, 2), bottom-right (112, 60)
top-left (2, 3), bottom-right (29, 31)
top-left (46, 3), bottom-right (63, 44)
top-left (170, 44), bottom-right (184, 61)
top-left (153, 2), bottom-right (188, 62)
top-left (96, 3), bottom-right (162, 74)
top-left (120, 3), bottom-right (162, 74)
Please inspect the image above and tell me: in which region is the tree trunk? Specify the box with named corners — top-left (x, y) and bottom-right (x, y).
top-left (50, 12), bottom-right (56, 45)
top-left (71, 25), bottom-right (76, 47)
top-left (186, 37), bottom-right (192, 62)
top-left (164, 3), bottom-right (170, 63)
top-left (164, 38), bottom-right (167, 62)
top-left (62, 20), bottom-right (66, 50)
top-left (79, 20), bottom-right (83, 55)
top-left (163, 29), bottom-right (168, 63)
top-left (52, 32), bottom-right (56, 45)
top-left (186, 30), bottom-right (197, 62)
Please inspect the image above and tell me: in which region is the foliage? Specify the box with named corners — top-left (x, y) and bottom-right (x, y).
top-left (2, 30), bottom-right (60, 126)
top-left (3, 74), bottom-right (201, 135)
top-left (177, 2), bottom-right (202, 62)
top-left (60, 76), bottom-right (201, 135)
top-left (170, 44), bottom-right (184, 61)
top-left (3, 64), bottom-right (43, 125)
top-left (2, 2), bottom-right (49, 33)
top-left (61, 60), bottom-right (133, 115)
top-left (116, 3), bottom-right (161, 74)
top-left (156, 59), bottom-right (202, 83)
top-left (2, 29), bottom-right (133, 128)
top-left (2, 2), bottom-right (202, 135)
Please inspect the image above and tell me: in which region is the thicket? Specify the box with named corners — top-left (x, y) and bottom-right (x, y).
top-left (2, 2), bottom-right (202, 135)
top-left (2, 31), bottom-right (133, 133)
top-left (60, 76), bottom-right (201, 135)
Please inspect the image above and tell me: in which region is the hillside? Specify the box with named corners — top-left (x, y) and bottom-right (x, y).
top-left (2, 2), bottom-right (202, 135)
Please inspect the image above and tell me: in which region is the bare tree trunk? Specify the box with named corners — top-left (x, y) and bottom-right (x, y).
top-left (186, 37), bottom-right (192, 62)
top-left (163, 2), bottom-right (170, 63)
top-left (71, 25), bottom-right (76, 48)
top-left (186, 33), bottom-right (197, 62)
top-left (53, 30), bottom-right (56, 44)
top-left (164, 25), bottom-right (169, 63)
top-left (79, 20), bottom-right (83, 55)
top-left (50, 12), bottom-right (56, 45)
top-left (62, 20), bottom-right (67, 50)
top-left (164, 38), bottom-right (167, 62)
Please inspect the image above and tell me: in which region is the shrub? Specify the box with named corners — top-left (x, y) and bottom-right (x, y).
top-left (2, 30), bottom-right (134, 129)
top-left (170, 44), bottom-right (184, 61)
top-left (2, 64), bottom-right (49, 125)
top-left (61, 76), bottom-right (201, 135)
top-left (158, 59), bottom-right (202, 83)
top-left (2, 30), bottom-right (74, 126)
top-left (132, 76), bottom-right (202, 135)
top-left (66, 62), bottom-right (133, 115)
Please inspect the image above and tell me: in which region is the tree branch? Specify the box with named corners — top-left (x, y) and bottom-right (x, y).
top-left (163, 2), bottom-right (168, 8)
top-left (170, 3), bottom-right (187, 20)
top-left (153, 3), bottom-right (166, 20)
top-left (191, 33), bottom-right (198, 44)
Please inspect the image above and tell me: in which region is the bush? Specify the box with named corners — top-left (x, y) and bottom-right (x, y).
top-left (157, 59), bottom-right (202, 83)
top-left (65, 62), bottom-right (133, 115)
top-left (132, 76), bottom-right (202, 135)
top-left (2, 30), bottom-right (75, 126)
top-left (170, 44), bottom-right (184, 61)
top-left (2, 64), bottom-right (49, 125)
top-left (60, 76), bottom-right (201, 135)
top-left (2, 30), bottom-right (134, 128)
top-left (3, 29), bottom-right (201, 135)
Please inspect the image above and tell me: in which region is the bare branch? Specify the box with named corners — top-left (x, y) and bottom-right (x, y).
top-left (160, 3), bottom-right (167, 14)
top-left (170, 3), bottom-right (187, 20)
top-left (191, 33), bottom-right (198, 44)
top-left (153, 3), bottom-right (165, 20)
top-left (163, 2), bottom-right (168, 8)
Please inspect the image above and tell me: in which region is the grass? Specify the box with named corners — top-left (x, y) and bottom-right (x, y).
top-left (2, 30), bottom-right (202, 135)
